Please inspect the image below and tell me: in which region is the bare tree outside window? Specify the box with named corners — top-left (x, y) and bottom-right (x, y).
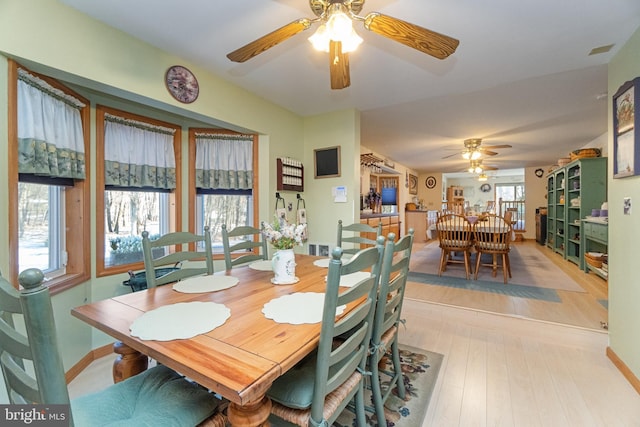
top-left (18, 182), bottom-right (61, 273)
top-left (104, 190), bottom-right (167, 266)
top-left (197, 194), bottom-right (252, 252)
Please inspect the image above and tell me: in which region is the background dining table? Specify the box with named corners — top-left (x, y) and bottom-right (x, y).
top-left (71, 254), bottom-right (358, 427)
top-left (427, 217), bottom-right (515, 240)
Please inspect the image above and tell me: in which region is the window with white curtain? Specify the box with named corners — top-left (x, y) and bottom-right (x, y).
top-left (95, 104), bottom-right (182, 277)
top-left (101, 112), bottom-right (178, 268)
top-left (15, 67), bottom-right (87, 278)
top-left (192, 131), bottom-right (256, 251)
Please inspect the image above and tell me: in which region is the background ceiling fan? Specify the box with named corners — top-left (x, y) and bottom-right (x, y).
top-left (443, 138), bottom-right (512, 160)
top-left (465, 159), bottom-right (498, 174)
top-left (227, 0), bottom-right (459, 89)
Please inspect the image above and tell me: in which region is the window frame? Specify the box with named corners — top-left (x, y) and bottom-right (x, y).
top-left (495, 182), bottom-right (525, 201)
top-left (188, 128), bottom-right (259, 259)
top-left (95, 105), bottom-right (182, 277)
top-left (7, 60), bottom-right (91, 293)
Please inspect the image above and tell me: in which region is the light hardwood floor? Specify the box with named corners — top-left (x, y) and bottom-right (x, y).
top-left (406, 239), bottom-right (609, 331)
top-left (69, 241), bottom-right (640, 426)
top-left (400, 299), bottom-right (640, 426)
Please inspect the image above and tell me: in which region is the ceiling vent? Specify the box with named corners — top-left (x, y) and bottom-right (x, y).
top-left (589, 44), bottom-right (614, 55)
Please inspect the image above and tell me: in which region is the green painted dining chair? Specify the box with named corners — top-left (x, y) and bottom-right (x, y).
top-left (0, 268), bottom-right (226, 427)
top-left (140, 226), bottom-right (214, 289)
top-left (366, 230), bottom-right (415, 426)
top-left (337, 219), bottom-right (383, 256)
top-left (221, 224), bottom-right (269, 270)
top-left (266, 237), bottom-right (386, 427)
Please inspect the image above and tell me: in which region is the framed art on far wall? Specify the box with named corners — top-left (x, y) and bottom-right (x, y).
top-left (613, 77), bottom-right (640, 178)
top-left (408, 173), bottom-right (418, 194)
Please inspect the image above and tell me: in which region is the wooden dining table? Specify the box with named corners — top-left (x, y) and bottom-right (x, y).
top-left (71, 254), bottom-right (352, 427)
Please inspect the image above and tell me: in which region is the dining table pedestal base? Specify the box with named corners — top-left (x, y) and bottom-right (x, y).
top-left (112, 341), bottom-right (148, 383)
top-left (227, 396), bottom-right (272, 427)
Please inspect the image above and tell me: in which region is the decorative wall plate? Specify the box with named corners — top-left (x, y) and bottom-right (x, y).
top-left (480, 183), bottom-right (492, 192)
top-left (535, 168), bottom-right (544, 178)
top-left (425, 176), bottom-right (437, 189)
top-left (165, 65), bottom-right (199, 103)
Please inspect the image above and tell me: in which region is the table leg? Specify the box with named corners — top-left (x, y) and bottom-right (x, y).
top-left (227, 395), bottom-right (272, 427)
top-left (112, 341), bottom-right (148, 383)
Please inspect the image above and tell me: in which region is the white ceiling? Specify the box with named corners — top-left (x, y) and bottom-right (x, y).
top-left (60, 0), bottom-right (640, 173)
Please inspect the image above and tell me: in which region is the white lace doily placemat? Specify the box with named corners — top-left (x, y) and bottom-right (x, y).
top-left (262, 292), bottom-right (345, 324)
top-left (313, 258), bottom-right (330, 268)
top-left (249, 260), bottom-right (273, 271)
top-left (324, 271), bottom-right (371, 288)
top-left (173, 275), bottom-right (239, 293)
top-left (130, 301), bottom-right (231, 341)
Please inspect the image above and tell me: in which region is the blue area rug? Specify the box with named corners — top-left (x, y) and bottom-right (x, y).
top-left (410, 243), bottom-right (586, 292)
top-left (407, 271), bottom-right (561, 302)
top-left (598, 299), bottom-right (608, 309)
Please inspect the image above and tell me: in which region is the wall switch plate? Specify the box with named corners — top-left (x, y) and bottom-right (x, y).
top-left (624, 197), bottom-right (631, 215)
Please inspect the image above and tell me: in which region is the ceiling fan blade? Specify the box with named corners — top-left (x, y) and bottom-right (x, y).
top-left (483, 165), bottom-right (499, 171)
top-left (329, 40), bottom-right (350, 90)
top-left (479, 150), bottom-right (498, 156)
top-left (482, 144), bottom-right (512, 149)
top-left (441, 152), bottom-right (462, 159)
top-left (227, 19), bottom-right (312, 63)
top-left (364, 13), bottom-right (459, 59)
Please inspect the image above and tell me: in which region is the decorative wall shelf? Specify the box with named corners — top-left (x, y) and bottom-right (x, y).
top-left (277, 157), bottom-right (304, 192)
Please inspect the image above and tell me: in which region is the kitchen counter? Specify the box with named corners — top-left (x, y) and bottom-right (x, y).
top-left (360, 213), bottom-right (400, 241)
top-left (359, 212), bottom-right (399, 219)
top-left (405, 210), bottom-right (438, 242)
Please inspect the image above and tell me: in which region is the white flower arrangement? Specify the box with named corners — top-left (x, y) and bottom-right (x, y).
top-left (261, 215), bottom-right (307, 250)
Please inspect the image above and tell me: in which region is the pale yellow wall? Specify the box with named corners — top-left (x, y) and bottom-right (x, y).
top-left (608, 25), bottom-right (640, 381)
top-left (524, 166), bottom-right (550, 240)
top-left (418, 173), bottom-right (445, 211)
top-left (304, 110), bottom-right (361, 250)
top-left (0, 0), bottom-right (307, 369)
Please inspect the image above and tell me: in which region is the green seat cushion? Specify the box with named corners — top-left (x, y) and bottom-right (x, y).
top-left (71, 365), bottom-right (220, 427)
top-left (267, 352), bottom-right (317, 410)
top-left (267, 349), bottom-right (356, 410)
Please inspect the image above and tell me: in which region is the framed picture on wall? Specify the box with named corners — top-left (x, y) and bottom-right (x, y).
top-left (408, 173), bottom-right (418, 194)
top-left (314, 146), bottom-right (341, 178)
top-left (613, 77), bottom-right (640, 179)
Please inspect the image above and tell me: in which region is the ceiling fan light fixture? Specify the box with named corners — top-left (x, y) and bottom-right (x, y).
top-left (326, 4), bottom-right (354, 41)
top-left (469, 160), bottom-right (483, 174)
top-left (309, 24), bottom-right (330, 52)
top-left (309, 24), bottom-right (362, 53)
top-left (340, 28), bottom-right (363, 52)
top-left (308, 3), bottom-right (363, 53)
top-left (478, 173), bottom-right (488, 182)
top-left (462, 149), bottom-right (482, 160)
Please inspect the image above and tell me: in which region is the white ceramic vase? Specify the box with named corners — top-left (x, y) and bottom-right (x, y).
top-left (271, 249), bottom-right (297, 284)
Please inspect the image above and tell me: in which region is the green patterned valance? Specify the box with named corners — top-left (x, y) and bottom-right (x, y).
top-left (195, 133), bottom-right (253, 191)
top-left (18, 138), bottom-right (86, 179)
top-left (104, 114), bottom-right (177, 190)
top-left (104, 161), bottom-right (176, 189)
top-left (17, 69), bottom-right (86, 180)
